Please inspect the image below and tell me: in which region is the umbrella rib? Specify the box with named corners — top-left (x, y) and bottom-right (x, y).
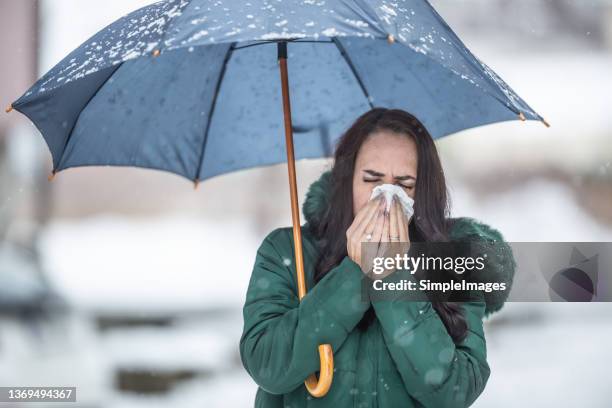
top-left (331, 37), bottom-right (374, 109)
top-left (233, 39), bottom-right (334, 51)
top-left (194, 42), bottom-right (237, 183)
top-left (233, 40), bottom-right (281, 50)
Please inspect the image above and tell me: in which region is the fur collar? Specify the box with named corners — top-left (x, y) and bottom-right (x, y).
top-left (301, 169), bottom-right (515, 318)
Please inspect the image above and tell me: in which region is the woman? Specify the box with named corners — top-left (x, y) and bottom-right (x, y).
top-left (239, 108), bottom-right (516, 407)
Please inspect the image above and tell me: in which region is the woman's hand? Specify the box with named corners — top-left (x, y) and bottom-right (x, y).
top-left (346, 195), bottom-right (386, 270)
top-left (374, 196), bottom-right (412, 278)
top-left (347, 195), bottom-right (412, 273)
top-left (386, 195), bottom-right (411, 245)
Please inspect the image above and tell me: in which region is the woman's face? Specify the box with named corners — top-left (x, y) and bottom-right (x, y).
top-left (352, 130), bottom-right (418, 217)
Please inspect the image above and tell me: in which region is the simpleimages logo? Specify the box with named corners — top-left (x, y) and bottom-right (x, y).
top-left (548, 247), bottom-right (599, 302)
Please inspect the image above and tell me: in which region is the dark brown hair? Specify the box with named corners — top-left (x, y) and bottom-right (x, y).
top-left (310, 108), bottom-right (468, 343)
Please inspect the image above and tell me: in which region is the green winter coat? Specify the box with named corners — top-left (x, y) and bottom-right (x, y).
top-left (240, 170), bottom-right (516, 408)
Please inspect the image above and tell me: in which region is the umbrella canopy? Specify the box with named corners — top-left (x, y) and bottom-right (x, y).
top-left (9, 0), bottom-right (546, 184)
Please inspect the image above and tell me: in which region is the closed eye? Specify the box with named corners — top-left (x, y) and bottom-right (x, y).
top-left (364, 179), bottom-right (413, 189)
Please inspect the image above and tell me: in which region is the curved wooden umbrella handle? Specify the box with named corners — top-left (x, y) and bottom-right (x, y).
top-left (304, 344), bottom-right (334, 397)
top-left (278, 41), bottom-right (333, 398)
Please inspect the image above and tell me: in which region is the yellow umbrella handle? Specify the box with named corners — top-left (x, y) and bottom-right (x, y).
top-left (304, 344), bottom-right (334, 397)
top-left (278, 41), bottom-right (333, 398)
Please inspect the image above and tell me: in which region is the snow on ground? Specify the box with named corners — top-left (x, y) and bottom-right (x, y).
top-left (477, 303), bottom-right (612, 408)
top-left (106, 369), bottom-right (257, 408)
top-left (37, 215), bottom-right (259, 313)
top-left (102, 322), bottom-right (237, 372)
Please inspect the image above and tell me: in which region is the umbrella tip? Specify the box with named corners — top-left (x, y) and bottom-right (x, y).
top-left (47, 171), bottom-right (56, 182)
top-left (541, 118), bottom-right (550, 128)
top-left (5, 104), bottom-right (13, 113)
top-left (194, 179), bottom-right (200, 190)
top-left (387, 34), bottom-right (395, 44)
top-left (152, 49), bottom-right (161, 57)
top-left (518, 112), bottom-right (526, 121)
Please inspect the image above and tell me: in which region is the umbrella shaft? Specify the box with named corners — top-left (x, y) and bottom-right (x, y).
top-left (278, 42), bottom-right (307, 301)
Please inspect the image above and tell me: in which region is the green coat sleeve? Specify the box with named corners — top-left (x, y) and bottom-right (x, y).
top-left (371, 268), bottom-right (490, 407)
top-left (239, 228), bottom-right (371, 394)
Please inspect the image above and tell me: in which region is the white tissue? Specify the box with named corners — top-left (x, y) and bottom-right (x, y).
top-left (369, 184), bottom-right (414, 219)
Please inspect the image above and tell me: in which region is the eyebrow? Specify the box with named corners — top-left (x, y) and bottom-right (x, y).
top-left (363, 169), bottom-right (416, 181)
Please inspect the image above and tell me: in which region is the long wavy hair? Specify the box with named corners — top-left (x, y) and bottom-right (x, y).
top-left (309, 108), bottom-right (468, 343)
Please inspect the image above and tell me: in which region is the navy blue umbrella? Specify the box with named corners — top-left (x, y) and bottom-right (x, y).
top-left (6, 0), bottom-right (547, 397)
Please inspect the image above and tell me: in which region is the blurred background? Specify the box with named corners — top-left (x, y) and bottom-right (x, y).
top-left (0, 0), bottom-right (611, 407)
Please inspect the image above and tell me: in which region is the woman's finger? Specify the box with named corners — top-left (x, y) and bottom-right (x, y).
top-left (354, 195), bottom-right (384, 241)
top-left (350, 195), bottom-right (380, 230)
top-left (371, 203), bottom-right (386, 244)
top-left (373, 209), bottom-right (387, 258)
top-left (359, 203), bottom-right (385, 273)
top-left (353, 195), bottom-right (384, 238)
top-left (380, 205), bottom-right (390, 243)
top-left (389, 196), bottom-right (400, 243)
top-left (395, 198), bottom-right (409, 242)
top-left (363, 199), bottom-right (384, 236)
top-left (376, 211), bottom-right (395, 276)
top-left (355, 197), bottom-right (384, 245)
top-left (348, 197), bottom-right (384, 262)
top-left (406, 215), bottom-right (411, 241)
